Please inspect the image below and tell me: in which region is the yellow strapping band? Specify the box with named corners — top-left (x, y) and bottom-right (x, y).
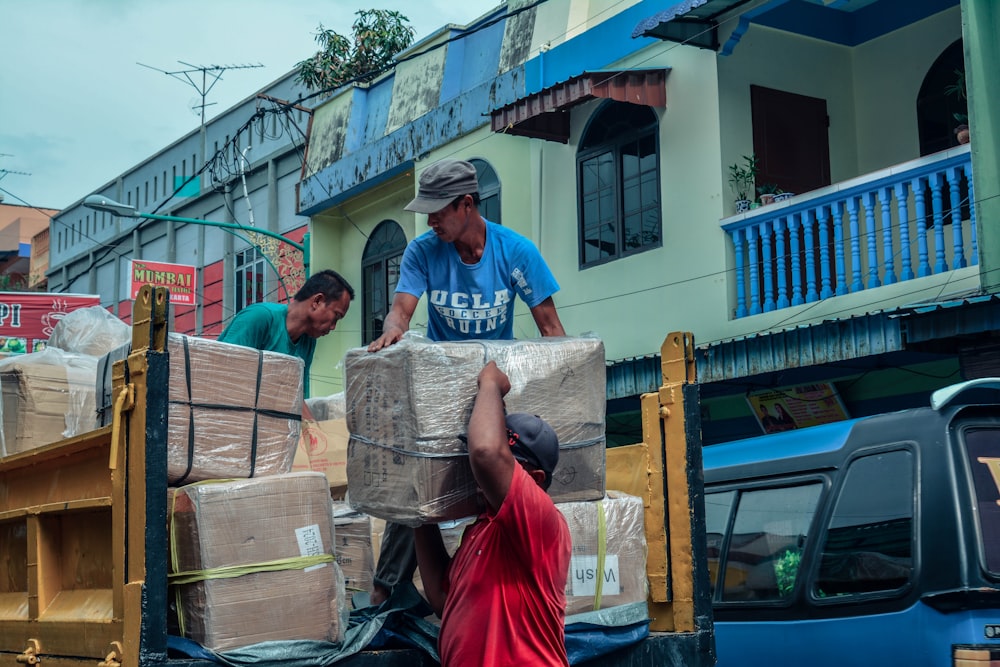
top-left (167, 479), bottom-right (328, 635)
top-left (168, 554), bottom-right (335, 585)
top-left (593, 500), bottom-right (607, 611)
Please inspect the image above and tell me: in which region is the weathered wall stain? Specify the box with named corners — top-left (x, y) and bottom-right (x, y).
top-left (499, 0), bottom-right (537, 74)
top-left (387, 47), bottom-right (447, 135)
top-left (303, 92), bottom-right (352, 179)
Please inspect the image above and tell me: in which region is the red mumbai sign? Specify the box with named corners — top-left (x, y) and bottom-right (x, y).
top-left (0, 292), bottom-right (102, 355)
top-left (130, 260), bottom-right (197, 305)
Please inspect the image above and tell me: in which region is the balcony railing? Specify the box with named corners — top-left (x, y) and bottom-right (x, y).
top-left (721, 145), bottom-right (975, 318)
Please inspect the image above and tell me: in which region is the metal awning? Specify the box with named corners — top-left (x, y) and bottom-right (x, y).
top-left (631, 0), bottom-right (751, 49)
top-left (491, 68), bottom-right (670, 143)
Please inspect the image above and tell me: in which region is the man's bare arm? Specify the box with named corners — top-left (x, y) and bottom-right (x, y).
top-left (367, 292), bottom-right (420, 351)
top-left (529, 297), bottom-right (566, 337)
top-left (468, 362), bottom-right (515, 512)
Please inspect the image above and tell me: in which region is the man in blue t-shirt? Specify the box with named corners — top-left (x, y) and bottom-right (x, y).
top-left (366, 158), bottom-right (566, 605)
top-left (218, 269), bottom-right (354, 396)
top-left (367, 158), bottom-right (564, 350)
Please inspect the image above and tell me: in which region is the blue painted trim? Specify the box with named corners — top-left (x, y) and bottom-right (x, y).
top-left (304, 160), bottom-right (415, 214)
top-left (702, 418), bottom-right (859, 471)
top-left (721, 1), bottom-right (792, 57)
top-left (298, 67), bottom-right (524, 214)
top-left (523, 0), bottom-right (663, 93)
top-left (753, 0), bottom-right (959, 48)
top-left (18, 242), bottom-right (30, 257)
top-left (439, 27), bottom-right (467, 104)
top-left (631, 0), bottom-right (711, 39)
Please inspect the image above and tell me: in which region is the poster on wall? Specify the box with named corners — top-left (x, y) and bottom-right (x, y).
top-left (747, 383), bottom-right (850, 435)
top-left (0, 292), bottom-right (102, 356)
top-left (129, 260), bottom-right (197, 305)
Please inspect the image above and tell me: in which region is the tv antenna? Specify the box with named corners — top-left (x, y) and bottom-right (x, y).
top-left (137, 60), bottom-right (264, 126)
top-left (0, 169), bottom-right (30, 182)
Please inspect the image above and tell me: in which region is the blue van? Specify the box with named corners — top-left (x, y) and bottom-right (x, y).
top-left (702, 379), bottom-right (1000, 667)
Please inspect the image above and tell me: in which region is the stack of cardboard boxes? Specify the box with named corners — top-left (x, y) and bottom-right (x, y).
top-left (101, 334), bottom-right (347, 652)
top-left (343, 335), bottom-right (649, 618)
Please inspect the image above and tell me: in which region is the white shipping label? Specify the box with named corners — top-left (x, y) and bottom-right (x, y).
top-left (295, 524), bottom-right (327, 572)
top-left (569, 554), bottom-right (621, 597)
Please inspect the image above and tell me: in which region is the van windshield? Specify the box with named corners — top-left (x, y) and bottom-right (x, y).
top-left (964, 428), bottom-right (1000, 574)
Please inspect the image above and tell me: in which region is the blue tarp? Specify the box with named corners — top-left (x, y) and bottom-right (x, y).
top-left (167, 583), bottom-right (649, 666)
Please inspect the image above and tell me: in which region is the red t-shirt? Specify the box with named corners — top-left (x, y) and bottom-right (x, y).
top-left (438, 465), bottom-right (571, 667)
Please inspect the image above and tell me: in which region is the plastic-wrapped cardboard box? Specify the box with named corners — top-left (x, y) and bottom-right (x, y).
top-left (98, 333), bottom-right (304, 484)
top-left (0, 348), bottom-right (97, 456)
top-left (293, 418), bottom-right (349, 498)
top-left (557, 492), bottom-right (648, 615)
top-left (332, 502), bottom-right (375, 608)
top-left (344, 335), bottom-right (607, 525)
top-left (169, 472), bottom-right (345, 651)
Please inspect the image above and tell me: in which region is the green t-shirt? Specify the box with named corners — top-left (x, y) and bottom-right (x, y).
top-left (217, 302), bottom-right (315, 395)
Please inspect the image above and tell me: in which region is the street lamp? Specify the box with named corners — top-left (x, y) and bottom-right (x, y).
top-left (83, 194), bottom-right (309, 276)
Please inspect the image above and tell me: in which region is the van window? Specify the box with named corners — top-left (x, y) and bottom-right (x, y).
top-left (814, 449), bottom-right (914, 598)
top-left (717, 483), bottom-right (822, 602)
top-left (705, 490), bottom-right (736, 598)
top-left (964, 428), bottom-right (1000, 574)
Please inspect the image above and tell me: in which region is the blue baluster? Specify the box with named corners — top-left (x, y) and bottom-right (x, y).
top-left (947, 166), bottom-right (966, 269)
top-left (880, 187), bottom-right (896, 285)
top-left (789, 212), bottom-right (804, 306)
top-left (818, 206), bottom-right (834, 299)
top-left (733, 228), bottom-right (747, 318)
top-left (895, 181), bottom-right (914, 281)
top-left (748, 226), bottom-right (761, 315)
top-left (931, 173), bottom-right (948, 273)
top-left (776, 217), bottom-right (789, 309)
top-left (761, 221), bottom-right (775, 312)
top-left (864, 192), bottom-right (881, 288)
top-left (804, 211), bottom-right (818, 302)
top-left (913, 177), bottom-right (931, 277)
top-left (969, 172), bottom-right (978, 266)
top-left (846, 197), bottom-right (862, 292)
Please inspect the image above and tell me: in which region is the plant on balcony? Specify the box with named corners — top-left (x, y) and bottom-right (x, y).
top-left (728, 153), bottom-right (759, 213)
top-left (944, 68), bottom-right (970, 144)
top-left (757, 182), bottom-right (779, 206)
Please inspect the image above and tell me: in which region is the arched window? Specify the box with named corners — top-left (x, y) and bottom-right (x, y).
top-left (917, 39), bottom-right (966, 156)
top-left (470, 158), bottom-right (501, 224)
top-left (362, 220), bottom-right (407, 344)
top-left (577, 102), bottom-right (661, 268)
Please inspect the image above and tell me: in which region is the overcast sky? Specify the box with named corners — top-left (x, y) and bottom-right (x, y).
top-left (0, 0), bottom-right (503, 212)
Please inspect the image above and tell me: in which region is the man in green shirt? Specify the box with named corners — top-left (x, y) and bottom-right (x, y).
top-left (218, 269), bottom-right (354, 395)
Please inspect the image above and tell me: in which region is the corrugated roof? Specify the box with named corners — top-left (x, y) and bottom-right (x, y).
top-left (606, 293), bottom-right (1000, 393)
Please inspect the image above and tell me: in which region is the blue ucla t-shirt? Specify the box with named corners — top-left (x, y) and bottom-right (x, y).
top-left (394, 221), bottom-right (560, 341)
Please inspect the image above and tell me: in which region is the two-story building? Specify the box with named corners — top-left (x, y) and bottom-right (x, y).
top-left (47, 0), bottom-right (999, 446)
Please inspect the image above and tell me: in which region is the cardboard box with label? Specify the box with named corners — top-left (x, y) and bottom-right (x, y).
top-left (331, 502), bottom-right (375, 608)
top-left (557, 492), bottom-right (648, 615)
top-left (169, 472), bottom-right (344, 651)
top-left (344, 336), bottom-right (607, 525)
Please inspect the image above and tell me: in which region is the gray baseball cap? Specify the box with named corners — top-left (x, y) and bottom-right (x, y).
top-left (404, 159), bottom-right (479, 214)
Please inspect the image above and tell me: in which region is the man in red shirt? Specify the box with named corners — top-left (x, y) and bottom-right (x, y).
top-left (414, 361), bottom-right (571, 666)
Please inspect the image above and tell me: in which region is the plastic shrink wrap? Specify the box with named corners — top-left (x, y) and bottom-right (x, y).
top-left (557, 492), bottom-right (649, 615)
top-left (48, 305), bottom-right (131, 357)
top-left (169, 472), bottom-right (346, 651)
top-left (331, 502), bottom-right (376, 608)
top-left (0, 347), bottom-right (97, 456)
top-left (98, 333), bottom-right (303, 484)
top-left (344, 335), bottom-right (606, 525)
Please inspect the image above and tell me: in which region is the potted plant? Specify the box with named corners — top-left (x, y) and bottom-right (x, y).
top-left (774, 186), bottom-right (794, 203)
top-left (945, 68), bottom-right (970, 144)
top-left (728, 153), bottom-right (759, 213)
top-left (757, 182), bottom-right (779, 206)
